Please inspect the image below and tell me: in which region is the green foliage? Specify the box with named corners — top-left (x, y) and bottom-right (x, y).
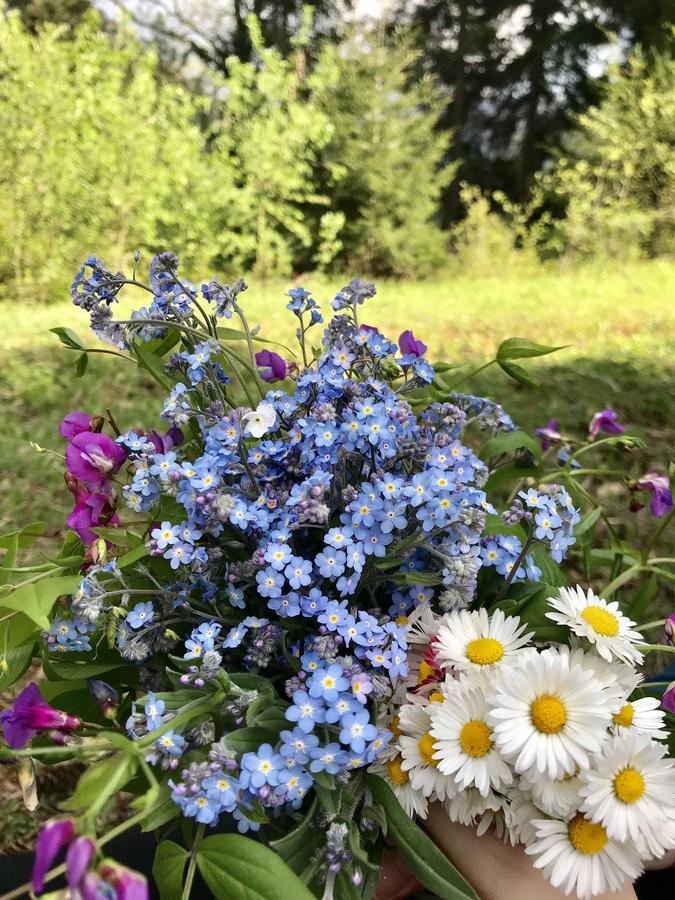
top-left (316, 30), bottom-right (453, 276)
top-left (540, 49), bottom-right (675, 259)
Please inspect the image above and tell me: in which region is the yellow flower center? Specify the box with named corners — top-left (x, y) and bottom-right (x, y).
top-left (418, 660), bottom-right (435, 683)
top-left (387, 757), bottom-right (408, 786)
top-left (530, 695), bottom-right (567, 734)
top-left (459, 720), bottom-right (493, 758)
top-left (389, 715), bottom-right (402, 738)
top-left (567, 814), bottom-right (608, 855)
top-left (418, 732), bottom-right (439, 767)
top-left (613, 704), bottom-right (635, 728)
top-left (395, 615), bottom-right (409, 625)
top-left (581, 605), bottom-right (619, 637)
top-left (466, 638), bottom-right (504, 666)
top-left (428, 692), bottom-right (445, 703)
top-left (614, 768), bottom-right (645, 804)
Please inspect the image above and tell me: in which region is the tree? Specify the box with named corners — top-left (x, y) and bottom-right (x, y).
top-left (5, 0), bottom-right (91, 31)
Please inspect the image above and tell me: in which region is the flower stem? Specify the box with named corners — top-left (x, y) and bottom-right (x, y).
top-left (181, 823), bottom-right (205, 900)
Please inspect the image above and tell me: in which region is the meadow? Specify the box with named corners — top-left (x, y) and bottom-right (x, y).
top-left (1, 258), bottom-right (673, 540)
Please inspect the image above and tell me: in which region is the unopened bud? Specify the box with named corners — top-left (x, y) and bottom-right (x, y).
top-left (87, 679), bottom-right (119, 719)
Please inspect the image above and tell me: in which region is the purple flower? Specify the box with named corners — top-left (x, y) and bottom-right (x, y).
top-left (32, 818), bottom-right (76, 893)
top-left (662, 683), bottom-right (675, 715)
top-left (634, 472), bottom-right (673, 517)
top-left (98, 862), bottom-right (149, 900)
top-left (663, 612), bottom-right (675, 646)
top-left (1, 683), bottom-right (81, 749)
top-left (66, 486), bottom-right (118, 545)
top-left (398, 330), bottom-right (427, 358)
top-left (147, 426), bottom-right (183, 454)
top-left (255, 349), bottom-right (288, 382)
top-left (535, 419), bottom-right (562, 451)
top-left (59, 411), bottom-right (94, 441)
top-left (87, 679), bottom-right (119, 719)
top-left (589, 408), bottom-right (624, 440)
top-left (66, 836), bottom-right (96, 889)
top-left (66, 432), bottom-right (126, 484)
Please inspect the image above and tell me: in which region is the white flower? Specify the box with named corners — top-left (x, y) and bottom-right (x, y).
top-left (524, 812), bottom-right (643, 898)
top-left (442, 786), bottom-right (506, 831)
top-left (242, 402), bottom-right (277, 438)
top-left (429, 684), bottom-right (513, 796)
top-left (433, 607), bottom-right (533, 673)
top-left (546, 585), bottom-right (644, 665)
top-left (504, 786), bottom-right (543, 845)
top-left (487, 647), bottom-right (611, 779)
top-left (368, 754), bottom-right (428, 819)
top-left (520, 767), bottom-right (584, 818)
top-left (578, 732), bottom-right (675, 843)
top-left (398, 702), bottom-right (456, 801)
top-left (610, 696), bottom-right (667, 739)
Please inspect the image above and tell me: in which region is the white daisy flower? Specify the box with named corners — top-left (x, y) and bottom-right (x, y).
top-left (433, 607), bottom-right (533, 673)
top-left (487, 648), bottom-right (611, 779)
top-left (524, 812), bottom-right (643, 898)
top-left (610, 695), bottom-right (667, 739)
top-left (398, 702), bottom-right (456, 801)
top-left (369, 754), bottom-right (429, 819)
top-left (521, 767), bottom-right (584, 818)
top-left (578, 732), bottom-right (675, 843)
top-left (442, 786), bottom-right (505, 831)
top-left (557, 644), bottom-right (640, 711)
top-left (429, 684), bottom-right (513, 796)
top-left (546, 585), bottom-right (644, 665)
top-left (504, 786), bottom-right (544, 846)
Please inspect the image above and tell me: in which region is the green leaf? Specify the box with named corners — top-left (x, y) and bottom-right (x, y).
top-left (153, 840), bottom-right (189, 900)
top-left (0, 640), bottom-right (35, 690)
top-left (270, 799), bottom-right (323, 874)
top-left (574, 507), bottom-right (602, 538)
top-left (61, 753), bottom-right (137, 811)
top-left (479, 430), bottom-right (541, 461)
top-left (627, 574), bottom-right (657, 620)
top-left (0, 575), bottom-right (81, 630)
top-left (75, 352), bottom-right (88, 377)
top-left (224, 726), bottom-right (281, 753)
top-left (46, 649), bottom-right (138, 681)
top-left (138, 784), bottom-right (180, 832)
top-left (530, 546), bottom-right (566, 588)
top-left (196, 834), bottom-right (315, 900)
top-left (0, 522), bottom-right (47, 550)
top-left (367, 776), bottom-right (477, 899)
top-left (230, 672), bottom-right (278, 699)
top-left (50, 327), bottom-right (85, 350)
top-left (0, 534), bottom-right (18, 587)
top-left (116, 543), bottom-right (149, 569)
top-left (132, 339), bottom-right (173, 389)
top-left (497, 359), bottom-right (540, 388)
top-left (497, 337), bottom-right (566, 360)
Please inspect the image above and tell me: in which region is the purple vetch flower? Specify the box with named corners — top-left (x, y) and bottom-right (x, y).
top-left (398, 330), bottom-right (427, 358)
top-left (662, 683), bottom-right (675, 715)
top-left (147, 426), bottom-right (184, 454)
top-left (59, 411), bottom-right (94, 441)
top-left (67, 836), bottom-right (96, 889)
top-left (589, 408), bottom-right (624, 440)
top-left (1, 683), bottom-right (81, 749)
top-left (66, 432), bottom-right (126, 484)
top-left (66, 486), bottom-right (119, 546)
top-left (634, 472), bottom-right (673, 517)
top-left (535, 419), bottom-right (562, 451)
top-left (32, 818), bottom-right (76, 893)
top-left (98, 862), bottom-right (149, 900)
top-left (255, 349), bottom-right (288, 382)
top-left (664, 612), bottom-right (675, 646)
top-left (87, 679), bottom-right (120, 719)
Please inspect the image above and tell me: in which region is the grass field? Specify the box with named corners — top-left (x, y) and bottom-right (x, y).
top-left (1, 260), bottom-right (674, 540)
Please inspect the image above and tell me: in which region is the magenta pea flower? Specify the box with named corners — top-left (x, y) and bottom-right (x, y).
top-left (98, 861), bottom-right (149, 900)
top-left (664, 613), bottom-right (675, 647)
top-left (147, 426), bottom-right (183, 454)
top-left (398, 330), bottom-right (427, 358)
top-left (255, 349), bottom-right (287, 382)
top-left (66, 487), bottom-right (119, 545)
top-left (662, 683), bottom-right (675, 715)
top-left (634, 472), bottom-right (673, 518)
top-left (67, 837), bottom-right (96, 889)
top-left (32, 818), bottom-right (76, 893)
top-left (0, 682), bottom-right (81, 749)
top-left (59, 411), bottom-right (94, 441)
top-left (589, 407), bottom-right (624, 440)
top-left (535, 419), bottom-right (562, 451)
top-left (66, 431), bottom-right (126, 484)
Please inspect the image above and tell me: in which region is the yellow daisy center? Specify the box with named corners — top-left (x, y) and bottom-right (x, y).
top-left (613, 704), bottom-right (634, 728)
top-left (387, 757), bottom-right (408, 786)
top-left (418, 660), bottom-right (435, 683)
top-left (614, 767), bottom-right (645, 804)
top-left (389, 715), bottom-right (402, 738)
top-left (568, 814), bottom-right (608, 855)
top-left (428, 692), bottom-right (445, 703)
top-left (459, 720), bottom-right (493, 758)
top-left (418, 732), bottom-right (439, 767)
top-left (581, 605), bottom-right (619, 637)
top-left (395, 615), bottom-right (409, 625)
top-left (466, 637), bottom-right (504, 666)
top-left (530, 695), bottom-right (567, 734)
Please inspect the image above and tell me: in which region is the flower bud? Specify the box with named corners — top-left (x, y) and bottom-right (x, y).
top-left (87, 679), bottom-right (119, 719)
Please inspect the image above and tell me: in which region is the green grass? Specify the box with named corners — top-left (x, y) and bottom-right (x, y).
top-left (1, 259), bottom-right (674, 543)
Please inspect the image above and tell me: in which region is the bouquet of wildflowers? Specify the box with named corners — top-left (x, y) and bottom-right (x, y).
top-left (1, 251), bottom-right (674, 900)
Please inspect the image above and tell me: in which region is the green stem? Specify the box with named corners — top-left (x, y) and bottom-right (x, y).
top-left (640, 643), bottom-right (675, 655)
top-left (603, 563), bottom-right (641, 597)
top-left (233, 303), bottom-right (266, 399)
top-left (181, 824), bottom-right (205, 900)
top-left (642, 509), bottom-right (674, 564)
top-left (448, 359), bottom-right (495, 391)
top-left (637, 619), bottom-right (665, 631)
top-left (137, 693), bottom-right (224, 749)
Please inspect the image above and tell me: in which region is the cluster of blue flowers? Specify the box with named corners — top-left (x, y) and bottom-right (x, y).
top-left (60, 254), bottom-right (580, 840)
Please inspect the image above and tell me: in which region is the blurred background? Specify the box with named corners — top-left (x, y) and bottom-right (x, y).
top-left (0, 0), bottom-right (673, 542)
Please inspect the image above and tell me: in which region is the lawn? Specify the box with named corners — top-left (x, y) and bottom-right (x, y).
top-left (1, 259), bottom-right (674, 541)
